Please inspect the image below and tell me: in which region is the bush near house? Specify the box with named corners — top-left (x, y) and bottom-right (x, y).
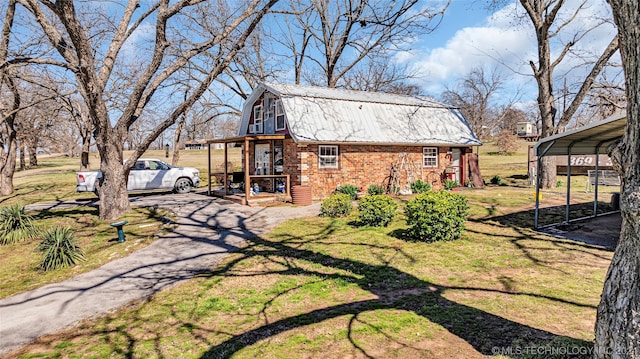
top-left (366, 184), bottom-right (385, 195)
top-left (357, 195), bottom-right (397, 227)
top-left (405, 191), bottom-right (469, 242)
top-left (320, 193), bottom-right (353, 218)
top-left (336, 184), bottom-right (359, 200)
top-left (410, 179), bottom-right (431, 194)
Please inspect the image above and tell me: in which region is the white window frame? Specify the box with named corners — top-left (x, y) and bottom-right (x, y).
top-left (319, 145), bottom-right (339, 169)
top-left (423, 147), bottom-right (438, 168)
top-left (252, 105), bottom-right (263, 133)
top-left (275, 100), bottom-right (286, 131)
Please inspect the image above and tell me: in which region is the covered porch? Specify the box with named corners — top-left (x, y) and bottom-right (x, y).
top-left (205, 135), bottom-right (292, 205)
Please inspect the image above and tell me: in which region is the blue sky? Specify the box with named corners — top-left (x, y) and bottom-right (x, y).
top-left (399, 0), bottom-right (618, 103)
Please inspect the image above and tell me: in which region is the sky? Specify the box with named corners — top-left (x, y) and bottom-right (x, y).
top-left (398, 0), bottom-right (619, 104)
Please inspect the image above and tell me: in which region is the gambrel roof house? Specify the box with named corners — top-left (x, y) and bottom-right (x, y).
top-left (238, 83), bottom-right (481, 146)
top-left (208, 83), bottom-right (482, 205)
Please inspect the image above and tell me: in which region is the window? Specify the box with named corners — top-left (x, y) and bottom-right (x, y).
top-left (275, 100), bottom-right (286, 130)
top-left (319, 145), bottom-right (339, 169)
top-left (252, 105), bottom-right (263, 133)
top-left (132, 161), bottom-right (146, 170)
top-left (423, 147), bottom-right (438, 168)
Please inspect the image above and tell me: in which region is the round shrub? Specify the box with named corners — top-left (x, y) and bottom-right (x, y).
top-left (38, 227), bottom-right (86, 271)
top-left (410, 180), bottom-right (431, 194)
top-left (357, 195), bottom-right (398, 227)
top-left (405, 191), bottom-right (469, 242)
top-left (0, 203), bottom-right (37, 245)
top-left (320, 193), bottom-right (353, 218)
top-left (367, 184), bottom-right (385, 196)
top-left (336, 184), bottom-right (359, 200)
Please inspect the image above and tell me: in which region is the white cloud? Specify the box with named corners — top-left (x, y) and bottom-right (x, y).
top-left (401, 0), bottom-right (617, 98)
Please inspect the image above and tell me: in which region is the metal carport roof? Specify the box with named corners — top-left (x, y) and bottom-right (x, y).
top-left (534, 114), bottom-right (626, 157)
top-left (533, 114), bottom-right (626, 229)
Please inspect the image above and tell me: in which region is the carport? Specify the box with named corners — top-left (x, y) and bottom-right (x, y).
top-left (533, 114), bottom-right (626, 228)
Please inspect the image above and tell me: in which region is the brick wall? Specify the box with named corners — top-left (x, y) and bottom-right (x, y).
top-left (241, 138), bottom-right (472, 200)
top-left (287, 142), bottom-right (469, 200)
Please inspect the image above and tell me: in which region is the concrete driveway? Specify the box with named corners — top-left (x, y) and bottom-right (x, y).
top-left (0, 192), bottom-right (319, 356)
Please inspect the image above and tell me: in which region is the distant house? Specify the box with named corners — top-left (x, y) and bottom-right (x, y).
top-left (208, 83), bottom-right (482, 204)
top-left (516, 121), bottom-right (540, 141)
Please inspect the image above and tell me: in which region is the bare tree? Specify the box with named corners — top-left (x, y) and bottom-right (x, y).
top-left (581, 72), bottom-right (626, 121)
top-left (594, 2), bottom-right (640, 358)
top-left (442, 67), bottom-right (516, 139)
top-left (60, 94), bottom-right (93, 169)
top-left (495, 107), bottom-right (529, 134)
top-left (519, 0), bottom-right (619, 188)
top-left (0, 0), bottom-right (19, 195)
top-left (8, 0), bottom-right (279, 220)
top-left (342, 57), bottom-right (421, 95)
top-left (279, 0), bottom-right (448, 88)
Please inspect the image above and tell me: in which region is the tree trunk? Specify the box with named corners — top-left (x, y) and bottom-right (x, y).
top-left (80, 135), bottom-right (90, 170)
top-left (532, 13), bottom-right (558, 189)
top-left (29, 142), bottom-right (37, 167)
top-left (0, 118), bottom-right (17, 196)
top-left (19, 143), bottom-right (26, 171)
top-left (595, 141), bottom-right (640, 358)
top-left (172, 113), bottom-right (186, 166)
top-left (96, 141), bottom-right (130, 221)
top-left (595, 1), bottom-right (640, 358)
top-left (0, 137), bottom-right (16, 196)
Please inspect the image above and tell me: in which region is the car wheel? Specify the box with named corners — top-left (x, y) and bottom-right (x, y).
top-left (174, 178), bottom-right (192, 193)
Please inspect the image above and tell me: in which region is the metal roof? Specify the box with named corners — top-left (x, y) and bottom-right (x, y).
top-left (534, 114), bottom-right (627, 157)
top-left (238, 83), bottom-right (482, 146)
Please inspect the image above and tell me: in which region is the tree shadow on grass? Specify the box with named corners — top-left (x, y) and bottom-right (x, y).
top-left (197, 221), bottom-right (595, 359)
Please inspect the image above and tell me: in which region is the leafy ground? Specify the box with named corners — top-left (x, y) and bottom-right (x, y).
top-left (1, 142), bottom-right (615, 358)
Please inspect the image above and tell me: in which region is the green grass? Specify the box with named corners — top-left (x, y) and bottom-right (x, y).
top-left (3, 142), bottom-right (612, 358)
top-left (8, 198), bottom-right (609, 358)
top-left (2, 148), bottom-right (242, 207)
top-left (0, 206), bottom-right (172, 298)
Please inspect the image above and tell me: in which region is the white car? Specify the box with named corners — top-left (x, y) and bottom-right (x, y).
top-left (76, 158), bottom-right (200, 194)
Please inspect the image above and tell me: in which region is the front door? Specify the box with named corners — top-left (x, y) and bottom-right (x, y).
top-left (255, 144), bottom-right (270, 175)
top-left (451, 148), bottom-right (462, 184)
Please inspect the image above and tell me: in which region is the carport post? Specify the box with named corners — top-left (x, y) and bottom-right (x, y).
top-left (566, 144), bottom-right (573, 223)
top-left (534, 140), bottom-right (555, 229)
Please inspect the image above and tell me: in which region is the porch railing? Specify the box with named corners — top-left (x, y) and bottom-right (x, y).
top-left (245, 174), bottom-right (290, 200)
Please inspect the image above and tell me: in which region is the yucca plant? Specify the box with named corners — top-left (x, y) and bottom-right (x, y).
top-left (38, 227), bottom-right (85, 271)
top-left (0, 203), bottom-right (37, 245)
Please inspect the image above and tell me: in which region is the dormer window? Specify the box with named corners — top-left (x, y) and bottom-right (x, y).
top-left (275, 100), bottom-right (285, 131)
top-left (250, 105), bottom-right (263, 133)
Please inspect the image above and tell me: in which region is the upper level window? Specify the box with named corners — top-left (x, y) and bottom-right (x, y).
top-left (275, 100), bottom-right (286, 130)
top-left (251, 105), bottom-right (263, 133)
top-left (319, 145), bottom-right (339, 169)
top-left (423, 147), bottom-right (438, 168)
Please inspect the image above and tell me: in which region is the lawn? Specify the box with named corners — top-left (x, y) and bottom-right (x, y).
top-left (1, 142), bottom-right (614, 358)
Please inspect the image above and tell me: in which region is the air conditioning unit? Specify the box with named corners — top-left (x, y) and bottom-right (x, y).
top-left (248, 124), bottom-right (256, 133)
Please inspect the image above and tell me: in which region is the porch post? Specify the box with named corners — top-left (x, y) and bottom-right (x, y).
top-left (244, 138), bottom-right (250, 204)
top-left (224, 142), bottom-right (229, 196)
top-left (207, 143), bottom-right (211, 196)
